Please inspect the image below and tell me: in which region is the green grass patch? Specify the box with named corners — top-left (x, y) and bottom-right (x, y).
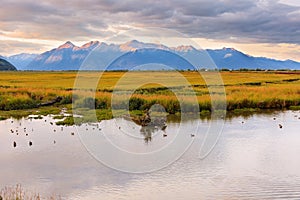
top-left (232, 108), bottom-right (261, 114)
top-left (28, 115), bottom-right (43, 120)
top-left (290, 106), bottom-right (300, 110)
top-left (53, 115), bottom-right (65, 119)
top-left (0, 116), bottom-right (7, 120)
top-left (56, 116), bottom-right (76, 126)
top-left (0, 105), bottom-right (68, 119)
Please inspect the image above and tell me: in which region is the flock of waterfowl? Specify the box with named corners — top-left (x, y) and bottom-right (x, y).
top-left (9, 118), bottom-right (109, 148)
top-left (9, 119), bottom-right (77, 148)
top-left (240, 113), bottom-right (300, 130)
top-left (8, 111), bottom-right (300, 148)
top-left (10, 121), bottom-right (35, 148)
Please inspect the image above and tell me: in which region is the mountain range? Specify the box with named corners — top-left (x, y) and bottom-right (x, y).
top-left (3, 40), bottom-right (300, 71)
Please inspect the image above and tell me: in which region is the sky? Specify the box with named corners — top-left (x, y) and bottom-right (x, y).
top-left (0, 0), bottom-right (300, 61)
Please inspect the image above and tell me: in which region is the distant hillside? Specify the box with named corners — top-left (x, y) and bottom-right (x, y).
top-left (7, 53), bottom-right (38, 70)
top-left (0, 58), bottom-right (17, 71)
top-left (7, 40), bottom-right (300, 71)
top-left (207, 48), bottom-right (300, 70)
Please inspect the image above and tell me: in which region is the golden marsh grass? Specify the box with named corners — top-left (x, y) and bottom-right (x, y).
top-left (0, 71), bottom-right (299, 120)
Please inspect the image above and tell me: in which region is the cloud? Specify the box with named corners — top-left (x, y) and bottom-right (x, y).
top-left (0, 40), bottom-right (47, 55)
top-left (0, 0), bottom-right (300, 54)
top-left (279, 0), bottom-right (300, 6)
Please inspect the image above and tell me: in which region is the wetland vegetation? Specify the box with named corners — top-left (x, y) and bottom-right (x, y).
top-left (0, 71), bottom-right (299, 124)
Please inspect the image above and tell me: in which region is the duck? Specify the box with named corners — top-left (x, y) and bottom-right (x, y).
top-left (279, 124), bottom-right (283, 129)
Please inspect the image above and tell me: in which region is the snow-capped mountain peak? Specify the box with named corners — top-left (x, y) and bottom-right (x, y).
top-left (222, 47), bottom-right (237, 51)
top-left (119, 40), bottom-right (169, 51)
top-left (173, 45), bottom-right (196, 52)
top-left (120, 40), bottom-right (145, 51)
top-left (57, 41), bottom-right (75, 50)
top-left (80, 41), bottom-right (100, 49)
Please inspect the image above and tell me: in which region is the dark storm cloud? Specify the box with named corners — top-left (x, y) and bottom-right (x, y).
top-left (0, 0), bottom-right (300, 44)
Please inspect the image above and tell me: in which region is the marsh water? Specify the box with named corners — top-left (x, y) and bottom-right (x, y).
top-left (0, 110), bottom-right (300, 199)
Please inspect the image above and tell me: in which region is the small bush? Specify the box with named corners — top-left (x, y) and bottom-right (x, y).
top-left (60, 95), bottom-right (72, 104)
top-left (96, 98), bottom-right (109, 109)
top-left (129, 97), bottom-right (145, 111)
top-left (161, 99), bottom-right (180, 114)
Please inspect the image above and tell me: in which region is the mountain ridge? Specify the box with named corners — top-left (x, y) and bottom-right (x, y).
top-left (4, 40), bottom-right (300, 71)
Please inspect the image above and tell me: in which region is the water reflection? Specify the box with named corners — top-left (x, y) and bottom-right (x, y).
top-left (0, 110), bottom-right (299, 199)
top-left (139, 124), bottom-right (167, 143)
top-left (130, 105), bottom-right (169, 143)
top-left (140, 126), bottom-right (153, 143)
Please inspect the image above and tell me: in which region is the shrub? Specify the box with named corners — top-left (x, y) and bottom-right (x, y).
top-left (161, 99), bottom-right (180, 114)
top-left (96, 98), bottom-right (109, 109)
top-left (129, 97), bottom-right (145, 111)
top-left (60, 94), bottom-right (73, 104)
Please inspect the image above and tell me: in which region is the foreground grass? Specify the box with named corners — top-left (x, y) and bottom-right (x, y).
top-left (0, 184), bottom-right (60, 200)
top-left (0, 71), bottom-right (299, 122)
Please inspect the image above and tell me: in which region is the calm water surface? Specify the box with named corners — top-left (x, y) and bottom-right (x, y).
top-left (0, 111), bottom-right (300, 199)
